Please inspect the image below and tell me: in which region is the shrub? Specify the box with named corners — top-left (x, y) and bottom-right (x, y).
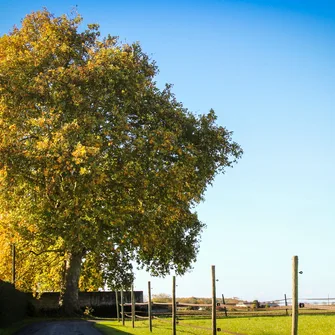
top-left (83, 306), bottom-right (94, 316)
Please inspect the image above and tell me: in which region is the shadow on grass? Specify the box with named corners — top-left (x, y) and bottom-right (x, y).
top-left (94, 323), bottom-right (131, 334)
top-left (95, 322), bottom-right (201, 335)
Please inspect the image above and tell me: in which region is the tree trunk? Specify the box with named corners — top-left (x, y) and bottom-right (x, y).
top-left (59, 251), bottom-right (83, 315)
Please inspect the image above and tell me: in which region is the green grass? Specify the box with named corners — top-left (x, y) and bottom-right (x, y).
top-left (95, 315), bottom-right (335, 335)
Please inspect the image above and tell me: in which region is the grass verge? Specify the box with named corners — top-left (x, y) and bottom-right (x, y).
top-left (95, 314), bottom-right (335, 335)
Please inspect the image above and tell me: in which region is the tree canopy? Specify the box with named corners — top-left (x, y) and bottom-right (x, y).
top-left (0, 9), bottom-right (242, 314)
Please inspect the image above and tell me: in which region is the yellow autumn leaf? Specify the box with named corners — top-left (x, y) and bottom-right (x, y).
top-left (80, 167), bottom-right (88, 175)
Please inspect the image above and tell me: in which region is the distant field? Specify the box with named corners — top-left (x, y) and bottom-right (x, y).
top-left (95, 314), bottom-right (335, 335)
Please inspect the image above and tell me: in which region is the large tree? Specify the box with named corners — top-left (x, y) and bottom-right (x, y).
top-left (0, 10), bottom-right (242, 314)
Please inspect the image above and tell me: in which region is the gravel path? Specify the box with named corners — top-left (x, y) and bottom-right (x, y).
top-left (14, 320), bottom-right (104, 335)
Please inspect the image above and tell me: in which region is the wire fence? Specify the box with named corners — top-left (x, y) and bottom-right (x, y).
top-left (116, 266), bottom-right (248, 334)
top-left (115, 263), bottom-right (335, 335)
top-left (118, 296), bottom-right (335, 335)
top-left (121, 310), bottom-right (247, 335)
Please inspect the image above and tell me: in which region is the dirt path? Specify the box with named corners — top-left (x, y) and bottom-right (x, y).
top-left (15, 320), bottom-right (103, 335)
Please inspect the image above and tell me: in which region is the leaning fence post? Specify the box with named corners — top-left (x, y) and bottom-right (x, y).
top-left (284, 293), bottom-right (288, 316)
top-left (222, 293), bottom-right (228, 317)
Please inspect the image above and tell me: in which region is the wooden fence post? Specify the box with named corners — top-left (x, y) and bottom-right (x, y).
top-left (115, 290), bottom-right (120, 321)
top-left (121, 289), bottom-right (125, 325)
top-left (148, 281), bottom-right (152, 332)
top-left (212, 265), bottom-right (217, 335)
top-left (131, 284), bottom-right (135, 328)
top-left (292, 256), bottom-right (298, 335)
top-left (284, 293), bottom-right (288, 316)
top-left (172, 276), bottom-right (176, 335)
top-left (222, 293), bottom-right (228, 317)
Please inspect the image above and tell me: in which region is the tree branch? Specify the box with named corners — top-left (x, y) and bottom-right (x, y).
top-left (30, 249), bottom-right (64, 256)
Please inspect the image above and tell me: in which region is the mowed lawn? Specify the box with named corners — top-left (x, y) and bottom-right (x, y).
top-left (95, 315), bottom-right (335, 335)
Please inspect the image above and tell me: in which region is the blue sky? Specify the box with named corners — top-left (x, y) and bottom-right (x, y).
top-left (1, 0), bottom-right (334, 302)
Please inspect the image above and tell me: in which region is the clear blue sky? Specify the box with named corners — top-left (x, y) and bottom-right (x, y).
top-left (1, 0), bottom-right (334, 302)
